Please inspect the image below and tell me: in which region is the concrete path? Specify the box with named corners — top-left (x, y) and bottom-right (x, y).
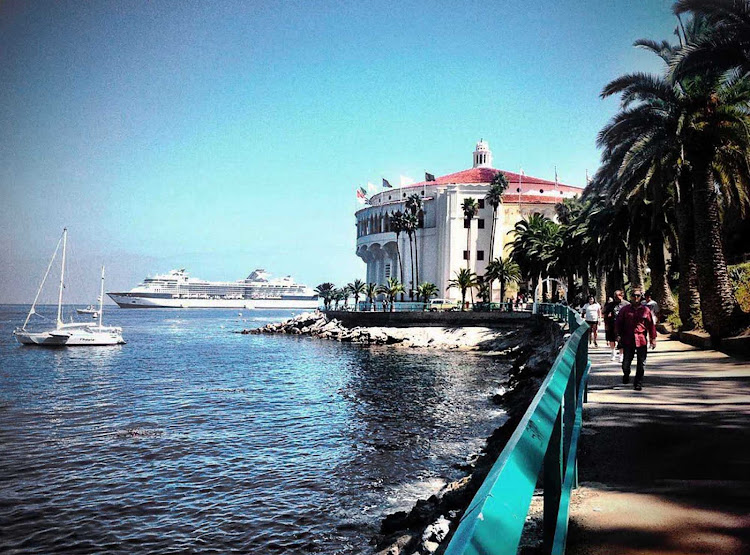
top-left (565, 335), bottom-right (750, 555)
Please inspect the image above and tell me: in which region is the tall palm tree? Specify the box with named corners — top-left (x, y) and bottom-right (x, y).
top-left (598, 16), bottom-right (750, 337)
top-left (417, 282), bottom-right (439, 304)
top-left (405, 194), bottom-right (424, 289)
top-left (377, 277), bottom-right (405, 312)
top-left (403, 211), bottom-right (419, 299)
top-left (485, 256), bottom-right (522, 304)
top-left (389, 211), bottom-right (406, 292)
top-left (461, 198), bottom-right (479, 269)
top-left (485, 172), bottom-right (509, 263)
top-left (314, 282), bottom-right (335, 310)
top-left (347, 279), bottom-right (366, 311)
top-left (447, 268), bottom-right (478, 311)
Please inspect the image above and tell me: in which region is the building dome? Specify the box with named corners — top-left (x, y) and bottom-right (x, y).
top-left (473, 139), bottom-right (493, 168)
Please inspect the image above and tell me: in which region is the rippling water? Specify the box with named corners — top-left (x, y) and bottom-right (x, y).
top-left (0, 305), bottom-right (514, 554)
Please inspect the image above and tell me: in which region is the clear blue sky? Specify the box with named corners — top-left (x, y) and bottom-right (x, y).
top-left (0, 0), bottom-right (677, 303)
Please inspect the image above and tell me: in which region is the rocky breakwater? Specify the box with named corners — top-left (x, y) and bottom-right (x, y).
top-left (243, 311), bottom-right (528, 350)
top-left (243, 311), bottom-right (404, 345)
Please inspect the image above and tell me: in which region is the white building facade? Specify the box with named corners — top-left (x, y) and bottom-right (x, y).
top-left (355, 141), bottom-right (581, 301)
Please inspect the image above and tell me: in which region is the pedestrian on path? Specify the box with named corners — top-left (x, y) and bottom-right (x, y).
top-left (581, 295), bottom-right (601, 347)
top-left (642, 289), bottom-right (659, 322)
top-left (615, 288), bottom-right (657, 390)
top-left (603, 290), bottom-right (628, 362)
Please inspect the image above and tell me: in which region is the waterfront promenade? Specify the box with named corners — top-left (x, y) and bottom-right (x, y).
top-left (565, 336), bottom-right (750, 554)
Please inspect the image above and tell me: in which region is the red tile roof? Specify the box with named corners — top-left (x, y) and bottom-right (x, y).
top-left (401, 167), bottom-right (581, 193)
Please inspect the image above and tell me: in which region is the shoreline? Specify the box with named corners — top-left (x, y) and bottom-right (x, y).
top-left (242, 311), bottom-right (532, 351)
top-left (243, 311), bottom-right (565, 554)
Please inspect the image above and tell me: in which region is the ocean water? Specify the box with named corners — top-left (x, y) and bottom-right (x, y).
top-left (0, 305), bottom-right (513, 554)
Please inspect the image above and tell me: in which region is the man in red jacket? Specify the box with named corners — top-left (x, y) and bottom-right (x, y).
top-left (615, 288), bottom-right (657, 391)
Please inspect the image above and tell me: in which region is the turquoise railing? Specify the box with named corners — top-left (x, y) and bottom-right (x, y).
top-left (444, 304), bottom-right (591, 555)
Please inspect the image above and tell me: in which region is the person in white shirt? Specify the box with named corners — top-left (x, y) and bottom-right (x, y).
top-left (581, 295), bottom-right (602, 347)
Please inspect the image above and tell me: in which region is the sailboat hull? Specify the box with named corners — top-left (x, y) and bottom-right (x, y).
top-left (14, 330), bottom-right (70, 346)
top-left (14, 328), bottom-right (125, 346)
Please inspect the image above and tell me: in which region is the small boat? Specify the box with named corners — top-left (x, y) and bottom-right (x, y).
top-left (14, 228), bottom-right (126, 346)
top-left (76, 305), bottom-right (100, 318)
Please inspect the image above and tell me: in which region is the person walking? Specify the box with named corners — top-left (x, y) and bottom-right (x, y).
top-left (581, 295), bottom-right (601, 347)
top-left (615, 288), bottom-right (657, 391)
top-left (642, 290), bottom-right (659, 323)
top-left (603, 290), bottom-right (628, 362)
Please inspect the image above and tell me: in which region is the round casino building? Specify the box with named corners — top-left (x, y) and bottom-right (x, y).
top-left (355, 140), bottom-right (582, 302)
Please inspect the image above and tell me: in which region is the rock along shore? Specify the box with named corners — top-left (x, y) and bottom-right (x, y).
top-left (240, 310), bottom-right (564, 554)
top-left (240, 310), bottom-right (529, 351)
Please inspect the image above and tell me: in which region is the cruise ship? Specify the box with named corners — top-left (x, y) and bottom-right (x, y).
top-left (107, 269), bottom-right (319, 309)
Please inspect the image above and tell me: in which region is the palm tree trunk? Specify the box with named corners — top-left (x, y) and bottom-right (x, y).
top-left (500, 279), bottom-right (506, 304)
top-left (691, 158), bottom-right (743, 338)
top-left (628, 237), bottom-right (644, 291)
top-left (409, 237), bottom-right (414, 301)
top-left (489, 207), bottom-right (497, 262)
top-left (581, 263), bottom-right (590, 300)
top-left (567, 272), bottom-right (576, 304)
top-left (396, 243), bottom-right (404, 301)
top-left (466, 224), bottom-right (471, 269)
top-left (675, 191), bottom-right (701, 331)
top-left (596, 265), bottom-right (607, 306)
top-left (414, 230), bottom-right (420, 290)
top-left (647, 230), bottom-right (676, 321)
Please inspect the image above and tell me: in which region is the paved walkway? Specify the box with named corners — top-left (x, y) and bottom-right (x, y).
top-left (565, 335), bottom-right (750, 555)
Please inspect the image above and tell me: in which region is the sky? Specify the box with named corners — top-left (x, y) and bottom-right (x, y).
top-left (0, 0), bottom-right (679, 304)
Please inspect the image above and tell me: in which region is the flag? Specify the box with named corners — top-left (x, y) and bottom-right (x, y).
top-left (425, 172), bottom-right (435, 182)
top-left (356, 188), bottom-right (366, 204)
top-left (367, 181), bottom-right (377, 193)
top-left (382, 178), bottom-right (392, 188)
top-left (400, 175), bottom-right (414, 187)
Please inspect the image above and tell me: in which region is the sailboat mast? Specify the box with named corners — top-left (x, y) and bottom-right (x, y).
top-left (56, 228), bottom-right (67, 328)
top-left (98, 265), bottom-right (105, 329)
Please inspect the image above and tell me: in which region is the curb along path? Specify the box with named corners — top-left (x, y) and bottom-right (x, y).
top-left (565, 335), bottom-right (750, 555)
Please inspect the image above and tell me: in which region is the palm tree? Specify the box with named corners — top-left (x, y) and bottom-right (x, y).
top-left (389, 211), bottom-right (406, 293)
top-left (365, 282), bottom-right (379, 311)
top-left (377, 277), bottom-right (405, 312)
top-left (485, 256), bottom-right (521, 304)
top-left (405, 194), bottom-right (424, 289)
top-left (509, 213), bottom-right (561, 301)
top-left (332, 288), bottom-right (348, 310)
top-left (461, 198), bottom-right (479, 269)
top-left (671, 0), bottom-right (750, 80)
top-left (597, 16), bottom-right (750, 337)
top-left (476, 277), bottom-right (492, 304)
top-left (417, 282), bottom-right (439, 305)
top-left (347, 279), bottom-right (366, 311)
top-left (314, 282), bottom-right (335, 310)
top-left (403, 211), bottom-right (419, 299)
top-left (447, 268), bottom-right (478, 311)
top-left (485, 172), bottom-right (509, 263)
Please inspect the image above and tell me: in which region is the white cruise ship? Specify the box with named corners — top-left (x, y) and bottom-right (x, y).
top-left (108, 269), bottom-right (319, 309)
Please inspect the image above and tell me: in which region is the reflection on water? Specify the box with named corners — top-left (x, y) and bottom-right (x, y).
top-left (0, 306), bottom-right (513, 553)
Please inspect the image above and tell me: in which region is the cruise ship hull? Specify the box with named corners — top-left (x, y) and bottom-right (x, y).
top-left (108, 293), bottom-right (319, 310)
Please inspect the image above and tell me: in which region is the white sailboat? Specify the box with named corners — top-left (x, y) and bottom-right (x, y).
top-left (14, 228), bottom-right (125, 346)
top-left (76, 305), bottom-right (100, 318)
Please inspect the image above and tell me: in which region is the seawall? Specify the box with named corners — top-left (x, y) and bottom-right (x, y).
top-left (324, 310), bottom-right (532, 328)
